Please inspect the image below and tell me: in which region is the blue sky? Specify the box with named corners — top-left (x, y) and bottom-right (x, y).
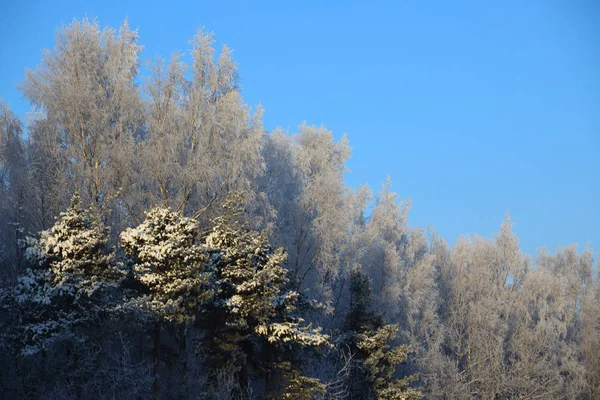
top-left (1, 0), bottom-right (598, 256)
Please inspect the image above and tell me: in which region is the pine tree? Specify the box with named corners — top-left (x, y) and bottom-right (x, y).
top-left (120, 207), bottom-right (214, 399)
top-left (0, 194), bottom-right (128, 399)
top-left (342, 268), bottom-right (421, 400)
top-left (198, 195), bottom-right (329, 399)
top-left (1, 194), bottom-right (120, 356)
top-left (120, 207), bottom-right (214, 324)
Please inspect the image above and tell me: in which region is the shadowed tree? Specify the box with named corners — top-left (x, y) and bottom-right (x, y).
top-left (0, 100), bottom-right (29, 278)
top-left (341, 268), bottom-right (421, 400)
top-left (120, 207), bottom-right (214, 399)
top-left (196, 195), bottom-right (329, 399)
top-left (0, 194), bottom-right (132, 399)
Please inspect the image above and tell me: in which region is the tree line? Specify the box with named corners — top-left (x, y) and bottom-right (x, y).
top-left (0, 17), bottom-right (598, 399)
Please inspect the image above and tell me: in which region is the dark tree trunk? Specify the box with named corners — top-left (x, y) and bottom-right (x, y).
top-left (239, 363), bottom-right (249, 394)
top-left (153, 323), bottom-right (161, 400)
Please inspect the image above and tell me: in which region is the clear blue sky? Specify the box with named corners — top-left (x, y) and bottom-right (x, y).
top-left (1, 0), bottom-right (598, 257)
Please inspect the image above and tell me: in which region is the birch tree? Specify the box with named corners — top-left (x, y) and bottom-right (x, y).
top-left (20, 17), bottom-right (143, 218)
top-left (362, 178), bottom-right (410, 319)
top-left (0, 101), bottom-right (29, 278)
top-left (263, 124), bottom-right (352, 312)
top-left (137, 29), bottom-right (265, 225)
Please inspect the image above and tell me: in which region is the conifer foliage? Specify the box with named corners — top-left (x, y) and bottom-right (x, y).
top-left (342, 268), bottom-right (421, 400)
top-left (2, 194), bottom-right (119, 356)
top-left (198, 196), bottom-right (329, 398)
top-left (121, 207), bottom-right (213, 324)
top-left (118, 195), bottom-right (331, 398)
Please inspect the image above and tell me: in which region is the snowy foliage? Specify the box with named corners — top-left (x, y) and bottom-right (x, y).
top-left (121, 207), bottom-right (213, 324)
top-left (2, 194), bottom-right (120, 356)
top-left (196, 196), bottom-right (330, 396)
top-left (20, 18), bottom-right (143, 216)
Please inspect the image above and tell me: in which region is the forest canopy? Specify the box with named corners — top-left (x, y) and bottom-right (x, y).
top-left (0, 17), bottom-right (598, 400)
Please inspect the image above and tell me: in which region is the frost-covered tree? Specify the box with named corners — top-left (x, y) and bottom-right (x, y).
top-left (24, 114), bottom-right (70, 233)
top-left (433, 233), bottom-right (513, 398)
top-left (503, 245), bottom-right (592, 399)
top-left (121, 207), bottom-right (213, 324)
top-left (293, 125), bottom-right (351, 301)
top-left (361, 178), bottom-right (411, 320)
top-left (1, 194), bottom-right (120, 355)
top-left (121, 207), bottom-right (213, 399)
top-left (416, 215), bottom-right (595, 399)
top-left (136, 29), bottom-right (265, 226)
top-left (341, 268), bottom-right (421, 400)
top-left (0, 100), bottom-right (29, 279)
top-left (197, 195), bottom-right (329, 399)
top-left (20, 17), bottom-right (143, 222)
top-left (262, 124), bottom-right (353, 314)
top-left (0, 101), bottom-right (26, 196)
top-left (0, 194), bottom-right (131, 399)
top-left (580, 269), bottom-right (600, 398)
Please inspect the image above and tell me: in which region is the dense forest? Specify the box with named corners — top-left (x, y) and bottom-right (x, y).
top-left (0, 18), bottom-right (598, 399)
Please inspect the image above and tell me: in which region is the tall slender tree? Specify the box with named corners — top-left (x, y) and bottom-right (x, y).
top-left (0, 100), bottom-right (29, 278)
top-left (20, 18), bottom-right (143, 221)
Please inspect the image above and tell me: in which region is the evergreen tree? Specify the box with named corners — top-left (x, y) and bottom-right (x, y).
top-left (198, 195), bottom-right (329, 399)
top-left (120, 207), bottom-right (214, 399)
top-left (1, 194), bottom-right (120, 356)
top-left (120, 207), bottom-right (213, 324)
top-left (0, 194), bottom-right (129, 398)
top-left (342, 268), bottom-right (421, 400)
